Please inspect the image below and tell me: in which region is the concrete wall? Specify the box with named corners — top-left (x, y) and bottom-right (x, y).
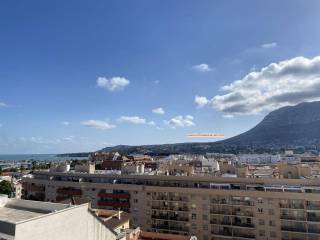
top-left (14, 204), bottom-right (116, 240)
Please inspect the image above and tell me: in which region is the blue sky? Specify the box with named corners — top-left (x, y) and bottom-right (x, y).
top-left (1, 1), bottom-right (320, 154)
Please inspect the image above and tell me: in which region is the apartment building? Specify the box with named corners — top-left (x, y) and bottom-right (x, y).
top-left (23, 172), bottom-right (320, 240)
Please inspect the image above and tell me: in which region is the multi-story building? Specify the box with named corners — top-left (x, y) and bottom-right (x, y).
top-left (23, 172), bottom-right (320, 240)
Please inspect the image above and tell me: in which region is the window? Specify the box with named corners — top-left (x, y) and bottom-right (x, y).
top-left (269, 220), bottom-right (275, 226)
top-left (191, 213), bottom-right (197, 220)
top-left (257, 198), bottom-right (263, 204)
top-left (203, 225), bottom-right (208, 231)
top-left (259, 219), bottom-right (265, 225)
top-left (133, 198), bottom-right (138, 203)
top-left (268, 209), bottom-right (274, 215)
top-left (203, 214), bottom-right (208, 220)
top-left (259, 230), bottom-right (265, 236)
top-left (258, 208), bottom-right (263, 213)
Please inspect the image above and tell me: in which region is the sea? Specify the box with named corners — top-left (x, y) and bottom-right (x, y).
top-left (0, 154), bottom-right (88, 161)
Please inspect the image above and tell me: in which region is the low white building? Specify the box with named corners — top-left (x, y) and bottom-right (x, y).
top-left (0, 195), bottom-right (116, 240)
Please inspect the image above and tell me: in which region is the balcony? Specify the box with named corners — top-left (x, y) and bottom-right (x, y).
top-left (231, 200), bottom-right (254, 206)
top-left (307, 203), bottom-right (320, 211)
top-left (151, 215), bottom-right (189, 222)
top-left (308, 226), bottom-right (320, 234)
top-left (232, 222), bottom-right (254, 228)
top-left (308, 216), bottom-right (320, 222)
top-left (169, 206), bottom-right (189, 212)
top-left (98, 193), bottom-right (130, 199)
top-left (97, 201), bottom-right (130, 208)
top-left (210, 218), bottom-right (231, 225)
top-left (151, 224), bottom-right (189, 233)
top-left (233, 232), bottom-right (255, 239)
top-left (168, 197), bottom-right (189, 202)
top-left (210, 208), bottom-right (232, 215)
top-left (233, 210), bottom-right (254, 217)
top-left (211, 230), bottom-right (232, 237)
top-left (281, 214), bottom-right (306, 221)
top-left (57, 188), bottom-right (82, 196)
top-left (281, 226), bottom-right (307, 233)
top-left (280, 203), bottom-right (305, 209)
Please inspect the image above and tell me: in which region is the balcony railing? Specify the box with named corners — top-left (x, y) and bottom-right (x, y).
top-left (98, 193), bottom-right (130, 199)
top-left (151, 224), bottom-right (189, 233)
top-left (97, 201), bottom-right (130, 208)
top-left (211, 230), bottom-right (232, 237)
top-left (233, 232), bottom-right (255, 239)
top-left (308, 216), bottom-right (320, 222)
top-left (151, 215), bottom-right (189, 222)
top-left (280, 204), bottom-right (305, 209)
top-left (57, 189), bottom-right (82, 196)
top-left (281, 226), bottom-right (307, 233)
top-left (233, 222), bottom-right (254, 228)
top-left (281, 214), bottom-right (306, 221)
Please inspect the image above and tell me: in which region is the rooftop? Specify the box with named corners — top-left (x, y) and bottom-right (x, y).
top-left (0, 195), bottom-right (75, 224)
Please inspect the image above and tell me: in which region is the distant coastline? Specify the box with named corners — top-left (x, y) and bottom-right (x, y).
top-left (0, 154), bottom-right (88, 161)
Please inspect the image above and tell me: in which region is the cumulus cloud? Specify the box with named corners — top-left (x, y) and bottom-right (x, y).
top-left (148, 121), bottom-right (156, 126)
top-left (118, 116), bottom-right (146, 124)
top-left (164, 115), bottom-right (195, 128)
top-left (261, 42), bottom-right (278, 49)
top-left (152, 107), bottom-right (165, 115)
top-left (62, 121), bottom-right (70, 126)
top-left (192, 63), bottom-right (213, 72)
top-left (195, 95), bottom-right (209, 108)
top-left (0, 102), bottom-right (8, 108)
top-left (211, 56), bottom-right (320, 115)
top-left (82, 120), bottom-right (116, 129)
top-left (97, 77), bottom-right (130, 91)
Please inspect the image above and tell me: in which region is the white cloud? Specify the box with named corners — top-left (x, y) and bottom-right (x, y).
top-left (97, 77), bottom-right (130, 91)
top-left (223, 114), bottom-right (234, 119)
top-left (154, 80), bottom-right (160, 84)
top-left (192, 63), bottom-right (213, 72)
top-left (195, 95), bottom-right (209, 108)
top-left (62, 121), bottom-right (70, 126)
top-left (152, 107), bottom-right (165, 115)
top-left (261, 42), bottom-right (278, 49)
top-left (0, 102), bottom-right (8, 108)
top-left (118, 116), bottom-right (146, 124)
top-left (164, 115), bottom-right (195, 128)
top-left (0, 123), bottom-right (2, 128)
top-left (148, 121), bottom-right (156, 126)
top-left (62, 136), bottom-right (74, 142)
top-left (82, 120), bottom-right (116, 129)
top-left (211, 56), bottom-right (320, 115)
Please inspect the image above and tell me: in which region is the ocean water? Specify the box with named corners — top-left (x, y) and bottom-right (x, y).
top-left (0, 154), bottom-right (87, 161)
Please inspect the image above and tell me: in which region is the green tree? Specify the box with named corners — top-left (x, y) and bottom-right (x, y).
top-left (0, 180), bottom-right (13, 195)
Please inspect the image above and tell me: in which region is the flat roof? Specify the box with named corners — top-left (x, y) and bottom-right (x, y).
top-left (0, 197), bottom-right (75, 224)
top-left (0, 206), bottom-right (45, 223)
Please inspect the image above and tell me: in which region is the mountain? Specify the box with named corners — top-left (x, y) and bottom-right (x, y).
top-left (219, 101), bottom-right (320, 147)
top-left (98, 101), bottom-right (320, 155)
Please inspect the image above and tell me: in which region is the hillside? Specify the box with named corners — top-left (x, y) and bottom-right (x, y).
top-left (99, 101), bottom-right (320, 155)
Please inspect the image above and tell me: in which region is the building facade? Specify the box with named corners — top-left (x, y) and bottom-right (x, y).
top-left (23, 172), bottom-right (320, 240)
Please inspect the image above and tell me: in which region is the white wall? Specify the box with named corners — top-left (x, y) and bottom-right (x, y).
top-left (14, 205), bottom-right (116, 240)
